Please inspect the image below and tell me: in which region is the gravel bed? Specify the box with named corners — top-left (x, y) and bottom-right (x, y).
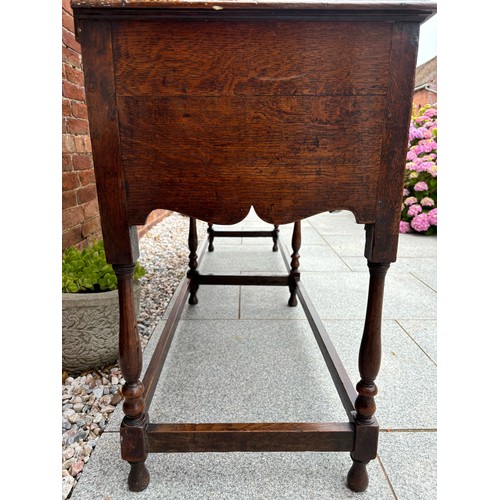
top-left (62, 213), bottom-right (206, 499)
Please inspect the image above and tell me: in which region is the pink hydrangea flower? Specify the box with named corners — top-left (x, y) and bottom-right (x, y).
top-left (408, 204), bottom-right (422, 217)
top-left (424, 108), bottom-right (437, 118)
top-left (409, 126), bottom-right (425, 141)
top-left (428, 208), bottom-right (437, 225)
top-left (414, 181), bottom-right (429, 192)
top-left (403, 188), bottom-right (410, 196)
top-left (404, 196), bottom-right (418, 206)
top-left (399, 221), bottom-right (411, 233)
top-left (421, 197), bottom-right (435, 207)
top-left (407, 150), bottom-right (418, 161)
top-left (411, 213), bottom-right (431, 232)
top-left (424, 140), bottom-right (437, 153)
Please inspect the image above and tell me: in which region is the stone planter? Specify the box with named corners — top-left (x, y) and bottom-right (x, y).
top-left (62, 282), bottom-right (141, 373)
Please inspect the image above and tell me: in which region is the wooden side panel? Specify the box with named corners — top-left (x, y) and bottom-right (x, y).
top-left (118, 95), bottom-right (385, 224)
top-left (78, 20), bottom-right (139, 263)
top-left (112, 20), bottom-right (392, 97)
top-left (110, 19), bottom-right (392, 225)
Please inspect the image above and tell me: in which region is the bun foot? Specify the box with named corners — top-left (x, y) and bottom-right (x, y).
top-left (347, 459), bottom-right (369, 492)
top-left (128, 461), bottom-right (150, 492)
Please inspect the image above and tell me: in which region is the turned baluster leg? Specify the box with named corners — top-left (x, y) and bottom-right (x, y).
top-left (188, 217), bottom-right (199, 305)
top-left (347, 261), bottom-right (390, 492)
top-left (114, 263), bottom-right (149, 492)
top-left (207, 223), bottom-right (215, 252)
top-left (288, 221), bottom-right (301, 307)
top-left (271, 224), bottom-right (279, 252)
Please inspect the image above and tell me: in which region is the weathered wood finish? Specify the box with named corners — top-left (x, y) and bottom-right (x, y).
top-left (112, 21), bottom-right (391, 97)
top-left (147, 422), bottom-right (354, 453)
top-left (118, 94), bottom-right (385, 225)
top-left (73, 0), bottom-right (436, 493)
top-left (110, 19), bottom-right (391, 226)
top-left (364, 22), bottom-right (421, 263)
top-left (113, 263), bottom-right (149, 491)
top-left (78, 21), bottom-right (139, 264)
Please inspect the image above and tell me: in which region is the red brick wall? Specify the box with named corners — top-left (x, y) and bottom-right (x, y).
top-left (62, 0), bottom-right (170, 251)
top-left (62, 0), bottom-right (101, 251)
top-left (413, 88), bottom-right (437, 111)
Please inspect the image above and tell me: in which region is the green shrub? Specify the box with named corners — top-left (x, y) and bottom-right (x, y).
top-left (62, 240), bottom-right (146, 293)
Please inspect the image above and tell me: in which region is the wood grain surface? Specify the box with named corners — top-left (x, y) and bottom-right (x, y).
top-left (112, 21), bottom-right (391, 97)
top-left (112, 20), bottom-right (391, 225)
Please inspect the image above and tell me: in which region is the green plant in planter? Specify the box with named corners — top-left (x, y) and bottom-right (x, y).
top-left (62, 240), bottom-right (146, 293)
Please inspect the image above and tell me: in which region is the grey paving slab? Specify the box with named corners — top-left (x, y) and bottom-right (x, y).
top-left (273, 222), bottom-right (325, 247)
top-left (338, 257), bottom-right (437, 295)
top-left (301, 270), bottom-right (436, 320)
top-left (307, 211), bottom-right (366, 236)
top-left (70, 432), bottom-right (395, 500)
top-left (322, 320), bottom-right (437, 429)
top-left (240, 285), bottom-right (307, 320)
top-left (199, 244), bottom-right (287, 274)
top-left (378, 431), bottom-right (437, 500)
top-left (208, 234), bottom-right (243, 246)
top-left (147, 319), bottom-right (347, 424)
top-left (322, 233), bottom-right (366, 258)
top-left (395, 233), bottom-right (437, 258)
top-left (181, 285), bottom-right (240, 320)
top-left (396, 319), bottom-right (437, 364)
top-left (280, 243), bottom-right (351, 272)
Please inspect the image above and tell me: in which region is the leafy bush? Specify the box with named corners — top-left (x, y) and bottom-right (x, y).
top-left (62, 240), bottom-right (146, 293)
top-left (400, 105), bottom-right (437, 235)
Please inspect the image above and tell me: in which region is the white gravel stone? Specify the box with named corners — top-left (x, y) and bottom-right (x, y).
top-left (62, 476), bottom-right (76, 499)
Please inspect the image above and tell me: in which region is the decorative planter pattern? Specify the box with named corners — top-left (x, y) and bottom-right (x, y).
top-left (62, 282), bottom-right (141, 373)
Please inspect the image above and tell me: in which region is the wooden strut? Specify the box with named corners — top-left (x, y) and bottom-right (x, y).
top-left (207, 223), bottom-right (280, 253)
top-left (188, 217), bottom-right (199, 305)
top-left (288, 220), bottom-right (302, 307)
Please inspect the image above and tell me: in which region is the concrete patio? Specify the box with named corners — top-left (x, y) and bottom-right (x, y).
top-left (69, 209), bottom-right (437, 500)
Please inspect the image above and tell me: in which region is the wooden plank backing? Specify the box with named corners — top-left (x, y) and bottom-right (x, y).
top-left (118, 95), bottom-right (385, 225)
top-left (112, 20), bottom-right (391, 97)
top-left (111, 20), bottom-right (391, 225)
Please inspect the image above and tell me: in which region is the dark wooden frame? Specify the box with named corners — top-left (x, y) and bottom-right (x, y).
top-left (207, 223), bottom-right (279, 252)
top-left (72, 0), bottom-right (436, 493)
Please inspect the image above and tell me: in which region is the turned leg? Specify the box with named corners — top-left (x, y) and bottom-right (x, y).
top-left (288, 221), bottom-right (301, 307)
top-left (347, 261), bottom-right (390, 492)
top-left (114, 263), bottom-right (149, 492)
top-left (272, 225), bottom-right (279, 252)
top-left (207, 223), bottom-right (215, 252)
top-left (188, 217), bottom-right (199, 305)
